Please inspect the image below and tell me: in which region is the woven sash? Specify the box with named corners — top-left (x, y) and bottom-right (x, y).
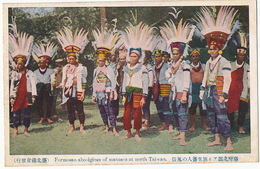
top-left (159, 84), bottom-right (171, 97)
top-left (133, 92), bottom-right (142, 108)
top-left (216, 76), bottom-right (224, 96)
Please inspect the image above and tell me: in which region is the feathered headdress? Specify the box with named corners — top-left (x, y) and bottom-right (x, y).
top-left (194, 6), bottom-right (239, 50)
top-left (56, 27), bottom-right (89, 58)
top-left (32, 42), bottom-right (58, 63)
top-left (233, 32), bottom-right (248, 50)
top-left (120, 22), bottom-right (156, 62)
top-left (153, 36), bottom-right (171, 61)
top-left (154, 36), bottom-right (168, 52)
top-left (160, 18), bottom-right (195, 57)
top-left (92, 28), bottom-right (120, 59)
top-left (9, 19), bottom-right (34, 67)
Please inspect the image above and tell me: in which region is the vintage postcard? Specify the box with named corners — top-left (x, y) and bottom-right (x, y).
top-left (2, 0), bottom-right (258, 168)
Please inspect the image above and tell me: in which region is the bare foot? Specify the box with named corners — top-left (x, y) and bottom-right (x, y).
top-left (224, 137), bottom-right (233, 151)
top-left (207, 140), bottom-right (222, 146)
top-left (79, 129), bottom-right (85, 134)
top-left (202, 124), bottom-right (210, 131)
top-left (67, 127), bottom-right (75, 134)
top-left (113, 128), bottom-right (120, 137)
top-left (224, 144), bottom-right (234, 151)
top-left (172, 134), bottom-right (181, 140)
top-left (180, 139), bottom-right (187, 146)
top-left (37, 118), bottom-right (44, 124)
top-left (238, 127), bottom-right (246, 134)
top-left (158, 124), bottom-right (167, 131)
top-left (79, 124), bottom-right (85, 134)
top-left (12, 132), bottom-right (18, 138)
top-left (24, 131), bottom-right (30, 137)
top-left (135, 135), bottom-right (141, 142)
top-left (12, 128), bottom-right (18, 138)
top-left (103, 128), bottom-right (109, 133)
top-left (188, 126), bottom-right (195, 131)
top-left (122, 133), bottom-right (133, 140)
top-left (143, 120), bottom-right (150, 129)
top-left (142, 123), bottom-right (149, 130)
top-left (46, 118), bottom-right (53, 124)
top-left (168, 125), bottom-right (175, 133)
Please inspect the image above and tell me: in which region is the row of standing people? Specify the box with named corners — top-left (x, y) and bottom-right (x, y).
top-left (9, 6), bottom-right (249, 152)
top-left (9, 44), bottom-right (249, 152)
top-left (90, 43), bottom-right (249, 151)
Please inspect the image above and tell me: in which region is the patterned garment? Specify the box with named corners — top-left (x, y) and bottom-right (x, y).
top-left (172, 100), bottom-right (188, 131)
top-left (227, 67), bottom-right (244, 113)
top-left (206, 86), bottom-right (231, 138)
top-left (12, 73), bottom-right (28, 112)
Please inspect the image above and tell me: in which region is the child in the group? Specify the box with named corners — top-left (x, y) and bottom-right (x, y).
top-left (92, 55), bottom-right (119, 137)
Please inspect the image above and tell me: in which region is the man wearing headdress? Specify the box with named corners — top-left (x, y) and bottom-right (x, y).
top-left (92, 47), bottom-right (119, 137)
top-left (56, 27), bottom-right (88, 134)
top-left (121, 48), bottom-right (149, 141)
top-left (152, 49), bottom-right (174, 133)
top-left (142, 50), bottom-right (153, 129)
top-left (120, 22), bottom-right (155, 141)
top-left (61, 49), bottom-right (87, 134)
top-left (161, 18), bottom-right (194, 146)
top-left (195, 6), bottom-right (238, 151)
top-left (10, 57), bottom-right (37, 138)
top-left (34, 56), bottom-right (54, 124)
top-left (9, 25), bottom-right (36, 138)
top-left (188, 49), bottom-right (209, 131)
top-left (165, 42), bottom-right (191, 146)
top-left (199, 39), bottom-right (233, 151)
top-left (227, 32), bottom-right (249, 134)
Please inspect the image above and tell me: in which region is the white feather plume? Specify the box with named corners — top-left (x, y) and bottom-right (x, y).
top-left (9, 24), bottom-right (34, 64)
top-left (120, 22), bottom-right (157, 62)
top-left (154, 36), bottom-right (169, 52)
top-left (92, 28), bottom-right (120, 51)
top-left (120, 22), bottom-right (156, 50)
top-left (239, 32), bottom-right (248, 48)
top-left (33, 42), bottom-right (58, 59)
top-left (160, 18), bottom-right (195, 46)
top-left (194, 6), bottom-right (238, 36)
top-left (56, 27), bottom-right (89, 53)
top-left (233, 31), bottom-right (248, 49)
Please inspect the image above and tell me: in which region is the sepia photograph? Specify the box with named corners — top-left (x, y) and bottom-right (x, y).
top-left (1, 0), bottom-right (258, 168)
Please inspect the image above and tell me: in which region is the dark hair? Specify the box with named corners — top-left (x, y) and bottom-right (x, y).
top-left (145, 50), bottom-right (152, 58)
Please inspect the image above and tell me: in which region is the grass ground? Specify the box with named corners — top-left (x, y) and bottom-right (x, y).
top-left (9, 98), bottom-right (251, 155)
